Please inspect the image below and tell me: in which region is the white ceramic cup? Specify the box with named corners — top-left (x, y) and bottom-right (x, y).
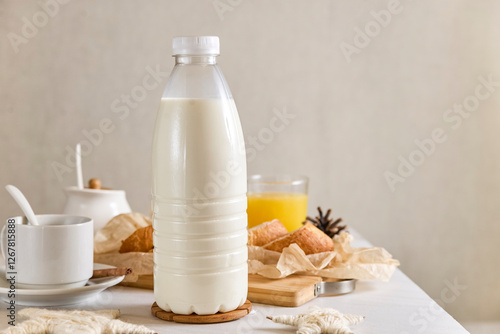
top-left (1, 214), bottom-right (93, 289)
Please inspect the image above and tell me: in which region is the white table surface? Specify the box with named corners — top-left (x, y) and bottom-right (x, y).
top-left (0, 231), bottom-right (468, 334)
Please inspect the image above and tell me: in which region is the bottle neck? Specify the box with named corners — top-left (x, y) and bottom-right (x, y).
top-left (174, 55), bottom-right (217, 65)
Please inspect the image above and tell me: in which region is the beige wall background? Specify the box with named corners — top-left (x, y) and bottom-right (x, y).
top-left (1, 0), bottom-right (499, 325)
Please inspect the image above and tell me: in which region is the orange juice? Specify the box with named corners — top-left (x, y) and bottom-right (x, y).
top-left (247, 192), bottom-right (308, 231)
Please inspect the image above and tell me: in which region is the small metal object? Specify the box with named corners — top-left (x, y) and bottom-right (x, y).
top-left (314, 279), bottom-right (356, 297)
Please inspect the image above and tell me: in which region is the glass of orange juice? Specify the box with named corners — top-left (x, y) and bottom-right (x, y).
top-left (247, 175), bottom-right (308, 232)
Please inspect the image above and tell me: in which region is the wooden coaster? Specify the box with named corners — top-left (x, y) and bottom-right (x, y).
top-left (151, 300), bottom-right (252, 324)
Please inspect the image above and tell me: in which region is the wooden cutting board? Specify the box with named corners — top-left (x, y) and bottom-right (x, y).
top-left (247, 274), bottom-right (322, 307)
top-left (120, 274), bottom-right (323, 307)
top-left (119, 274), bottom-right (154, 289)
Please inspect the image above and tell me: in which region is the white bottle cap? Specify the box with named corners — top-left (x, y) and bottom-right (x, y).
top-left (172, 36), bottom-right (220, 55)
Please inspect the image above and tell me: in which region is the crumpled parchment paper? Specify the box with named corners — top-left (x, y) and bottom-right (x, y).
top-left (248, 232), bottom-right (399, 281)
top-left (95, 215), bottom-right (399, 283)
top-left (94, 213), bottom-right (153, 283)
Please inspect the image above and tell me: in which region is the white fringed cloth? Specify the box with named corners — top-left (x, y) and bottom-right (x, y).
top-left (3, 308), bottom-right (157, 334)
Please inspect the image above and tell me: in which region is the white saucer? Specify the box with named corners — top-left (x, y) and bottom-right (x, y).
top-left (0, 263), bottom-right (124, 306)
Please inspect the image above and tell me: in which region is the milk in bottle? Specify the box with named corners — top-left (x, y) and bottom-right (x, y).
top-left (152, 36), bottom-right (248, 315)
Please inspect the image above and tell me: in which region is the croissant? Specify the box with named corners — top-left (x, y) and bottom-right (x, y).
top-left (119, 225), bottom-right (154, 253)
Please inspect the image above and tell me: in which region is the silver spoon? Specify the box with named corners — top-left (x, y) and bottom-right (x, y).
top-left (5, 185), bottom-right (40, 225)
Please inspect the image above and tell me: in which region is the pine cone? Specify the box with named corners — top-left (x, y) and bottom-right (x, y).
top-left (304, 207), bottom-right (347, 238)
